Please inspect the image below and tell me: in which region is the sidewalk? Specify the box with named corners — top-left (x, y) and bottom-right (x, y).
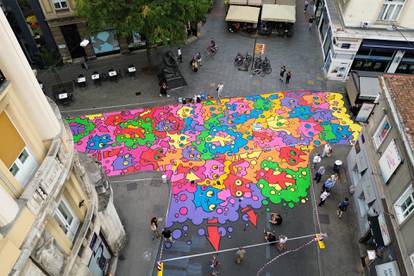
top-left (37, 0), bottom-right (346, 116)
top-left (110, 171), bottom-right (170, 276)
top-left (310, 145), bottom-right (364, 276)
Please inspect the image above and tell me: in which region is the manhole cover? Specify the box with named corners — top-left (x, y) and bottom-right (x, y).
top-left (126, 182), bottom-right (138, 191)
top-left (319, 214), bottom-right (330, 224)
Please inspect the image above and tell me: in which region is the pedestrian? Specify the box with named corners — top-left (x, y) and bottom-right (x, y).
top-left (150, 217), bottom-right (160, 240)
top-left (217, 82), bottom-right (224, 99)
top-left (308, 16), bottom-right (315, 30)
top-left (279, 65), bottom-right (286, 82)
top-left (162, 228), bottom-right (174, 243)
top-left (195, 52), bottom-right (202, 66)
top-left (264, 230), bottom-right (277, 243)
top-left (304, 0), bottom-right (309, 13)
top-left (312, 153), bottom-right (322, 168)
top-left (191, 58), bottom-right (199, 72)
top-left (322, 143), bottom-right (333, 158)
top-left (235, 247), bottom-right (246, 264)
top-left (159, 80), bottom-right (170, 97)
top-left (276, 235), bottom-right (288, 252)
top-left (318, 190), bottom-right (330, 207)
top-left (177, 47), bottom-right (182, 63)
top-left (322, 174), bottom-right (337, 192)
top-left (337, 197), bottom-right (350, 218)
top-left (285, 70), bottom-right (292, 85)
top-left (313, 166), bottom-right (326, 183)
top-left (269, 212), bottom-right (283, 225)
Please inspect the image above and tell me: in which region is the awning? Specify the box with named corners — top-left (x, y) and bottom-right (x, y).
top-left (225, 5), bottom-right (261, 24)
top-left (261, 4), bottom-right (296, 23)
top-left (248, 0), bottom-right (262, 6)
top-left (228, 0), bottom-right (248, 5)
top-left (359, 77), bottom-right (381, 100)
top-left (368, 215), bottom-right (385, 247)
top-left (361, 39), bottom-right (414, 51)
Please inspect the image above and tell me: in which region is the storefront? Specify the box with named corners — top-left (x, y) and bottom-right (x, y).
top-left (88, 232), bottom-right (113, 276)
top-left (90, 30), bottom-right (120, 57)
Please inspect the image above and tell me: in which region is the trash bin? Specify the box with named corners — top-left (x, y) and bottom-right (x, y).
top-left (333, 160), bottom-right (343, 173)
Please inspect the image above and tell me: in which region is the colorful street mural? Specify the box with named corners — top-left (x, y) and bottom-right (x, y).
top-left (66, 92), bottom-right (361, 250)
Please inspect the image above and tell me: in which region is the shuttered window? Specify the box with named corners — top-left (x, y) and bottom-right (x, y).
top-left (0, 112), bottom-right (25, 168)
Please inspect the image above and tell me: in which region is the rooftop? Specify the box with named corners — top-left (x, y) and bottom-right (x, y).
top-left (383, 75), bottom-right (414, 153)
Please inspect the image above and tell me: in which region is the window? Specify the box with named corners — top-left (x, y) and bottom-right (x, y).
top-left (378, 0), bottom-right (405, 21)
top-left (54, 197), bottom-right (80, 241)
top-left (8, 148), bottom-right (38, 187)
top-left (53, 0), bottom-right (68, 10)
top-left (373, 116), bottom-right (392, 149)
top-left (394, 185), bottom-right (414, 224)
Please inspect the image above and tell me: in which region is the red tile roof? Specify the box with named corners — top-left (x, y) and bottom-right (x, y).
top-left (383, 75), bottom-right (414, 152)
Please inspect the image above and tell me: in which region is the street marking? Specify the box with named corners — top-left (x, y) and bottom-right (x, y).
top-left (111, 178), bottom-right (156, 183)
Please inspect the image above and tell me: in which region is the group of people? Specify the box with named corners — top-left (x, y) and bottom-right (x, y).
top-left (279, 65), bottom-right (293, 84)
top-left (312, 144), bottom-right (350, 218)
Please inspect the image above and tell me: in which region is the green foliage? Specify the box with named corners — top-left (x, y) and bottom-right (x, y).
top-left (75, 0), bottom-right (211, 46)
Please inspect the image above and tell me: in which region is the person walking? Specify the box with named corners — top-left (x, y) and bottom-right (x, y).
top-left (210, 255), bottom-right (220, 275)
top-left (217, 82), bottom-right (224, 99)
top-left (162, 228), bottom-right (174, 243)
top-left (337, 197), bottom-right (350, 218)
top-left (322, 143), bottom-right (333, 158)
top-left (279, 65), bottom-right (286, 82)
top-left (322, 174), bottom-right (337, 192)
top-left (177, 47), bottom-right (182, 63)
top-left (235, 247), bottom-right (246, 264)
top-left (285, 71), bottom-right (292, 85)
top-left (269, 212), bottom-right (283, 225)
top-left (304, 0), bottom-right (309, 13)
top-left (150, 217), bottom-right (160, 240)
top-left (159, 80), bottom-right (170, 97)
top-left (318, 190), bottom-right (330, 207)
top-left (308, 16), bottom-right (315, 30)
top-left (313, 166), bottom-right (326, 183)
top-left (312, 153), bottom-right (322, 168)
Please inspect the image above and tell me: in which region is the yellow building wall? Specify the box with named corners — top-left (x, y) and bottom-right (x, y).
top-left (63, 174), bottom-right (90, 219)
top-left (7, 207), bottom-right (35, 248)
top-left (0, 238), bottom-right (20, 276)
top-left (45, 217), bottom-right (72, 255)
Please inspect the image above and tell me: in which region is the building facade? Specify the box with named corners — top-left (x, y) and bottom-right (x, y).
top-left (314, 0), bottom-right (414, 81)
top-left (0, 8), bottom-right (125, 276)
top-left (346, 75), bottom-right (414, 275)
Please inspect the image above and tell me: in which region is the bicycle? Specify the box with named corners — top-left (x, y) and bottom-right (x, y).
top-left (205, 45), bottom-right (218, 58)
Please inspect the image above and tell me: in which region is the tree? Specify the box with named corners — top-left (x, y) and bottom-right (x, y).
top-left (75, 0), bottom-right (211, 63)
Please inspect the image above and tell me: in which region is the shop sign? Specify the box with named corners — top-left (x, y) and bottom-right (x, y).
top-left (378, 213), bottom-right (391, 246)
top-left (379, 139), bottom-right (402, 183)
top-left (255, 43), bottom-right (265, 55)
top-left (375, 261), bottom-right (401, 276)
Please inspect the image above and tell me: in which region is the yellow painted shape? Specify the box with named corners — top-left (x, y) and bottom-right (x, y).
top-left (167, 133), bottom-right (191, 148)
top-left (0, 238), bottom-right (20, 276)
top-left (85, 114), bottom-right (103, 120)
top-left (7, 207), bottom-right (35, 247)
top-left (318, 240), bottom-right (326, 249)
top-left (177, 106), bottom-right (194, 118)
top-left (208, 135), bottom-right (232, 147)
top-left (45, 217), bottom-right (72, 254)
top-left (186, 172), bottom-right (200, 181)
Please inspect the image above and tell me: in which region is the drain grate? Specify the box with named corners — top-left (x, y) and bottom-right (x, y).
top-left (319, 214), bottom-right (330, 224)
top-left (126, 182), bottom-right (138, 191)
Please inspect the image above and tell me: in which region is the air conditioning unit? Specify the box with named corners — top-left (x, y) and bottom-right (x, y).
top-left (361, 21), bottom-right (370, 28)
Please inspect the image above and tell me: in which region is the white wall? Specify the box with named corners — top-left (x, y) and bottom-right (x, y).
top-left (341, 0), bottom-right (382, 27)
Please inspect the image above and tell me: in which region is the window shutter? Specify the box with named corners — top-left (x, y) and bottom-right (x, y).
top-left (0, 112), bottom-right (25, 168)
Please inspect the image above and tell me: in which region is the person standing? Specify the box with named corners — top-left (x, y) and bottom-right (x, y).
top-left (177, 47), bottom-right (182, 63)
top-left (279, 65), bottom-right (287, 82)
top-left (269, 212), bottom-right (283, 225)
top-left (322, 174), bottom-right (337, 192)
top-left (337, 198), bottom-right (350, 218)
top-left (150, 217), bottom-right (160, 240)
top-left (314, 166), bottom-right (326, 183)
top-left (304, 0), bottom-right (309, 13)
top-left (210, 255), bottom-right (220, 275)
top-left (318, 190), bottom-right (330, 207)
top-left (162, 228), bottom-right (174, 243)
top-left (217, 82), bottom-right (224, 99)
top-left (276, 235), bottom-right (288, 252)
top-left (235, 247), bottom-right (246, 264)
top-left (159, 80), bottom-right (170, 97)
top-left (308, 16), bottom-right (315, 30)
top-left (285, 71), bottom-right (292, 85)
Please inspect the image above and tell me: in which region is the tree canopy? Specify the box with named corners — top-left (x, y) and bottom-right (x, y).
top-left (75, 0), bottom-right (211, 46)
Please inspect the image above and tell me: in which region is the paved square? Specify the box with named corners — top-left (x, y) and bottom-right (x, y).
top-left (66, 91), bottom-right (360, 251)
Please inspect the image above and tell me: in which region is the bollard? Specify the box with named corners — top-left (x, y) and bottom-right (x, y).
top-left (162, 174), bottom-right (167, 184)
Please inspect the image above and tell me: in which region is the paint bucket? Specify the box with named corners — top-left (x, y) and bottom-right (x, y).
top-left (162, 174), bottom-right (168, 184)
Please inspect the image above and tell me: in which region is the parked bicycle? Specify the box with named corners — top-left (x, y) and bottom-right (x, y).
top-left (234, 52), bottom-right (253, 69)
top-left (251, 56), bottom-right (272, 76)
